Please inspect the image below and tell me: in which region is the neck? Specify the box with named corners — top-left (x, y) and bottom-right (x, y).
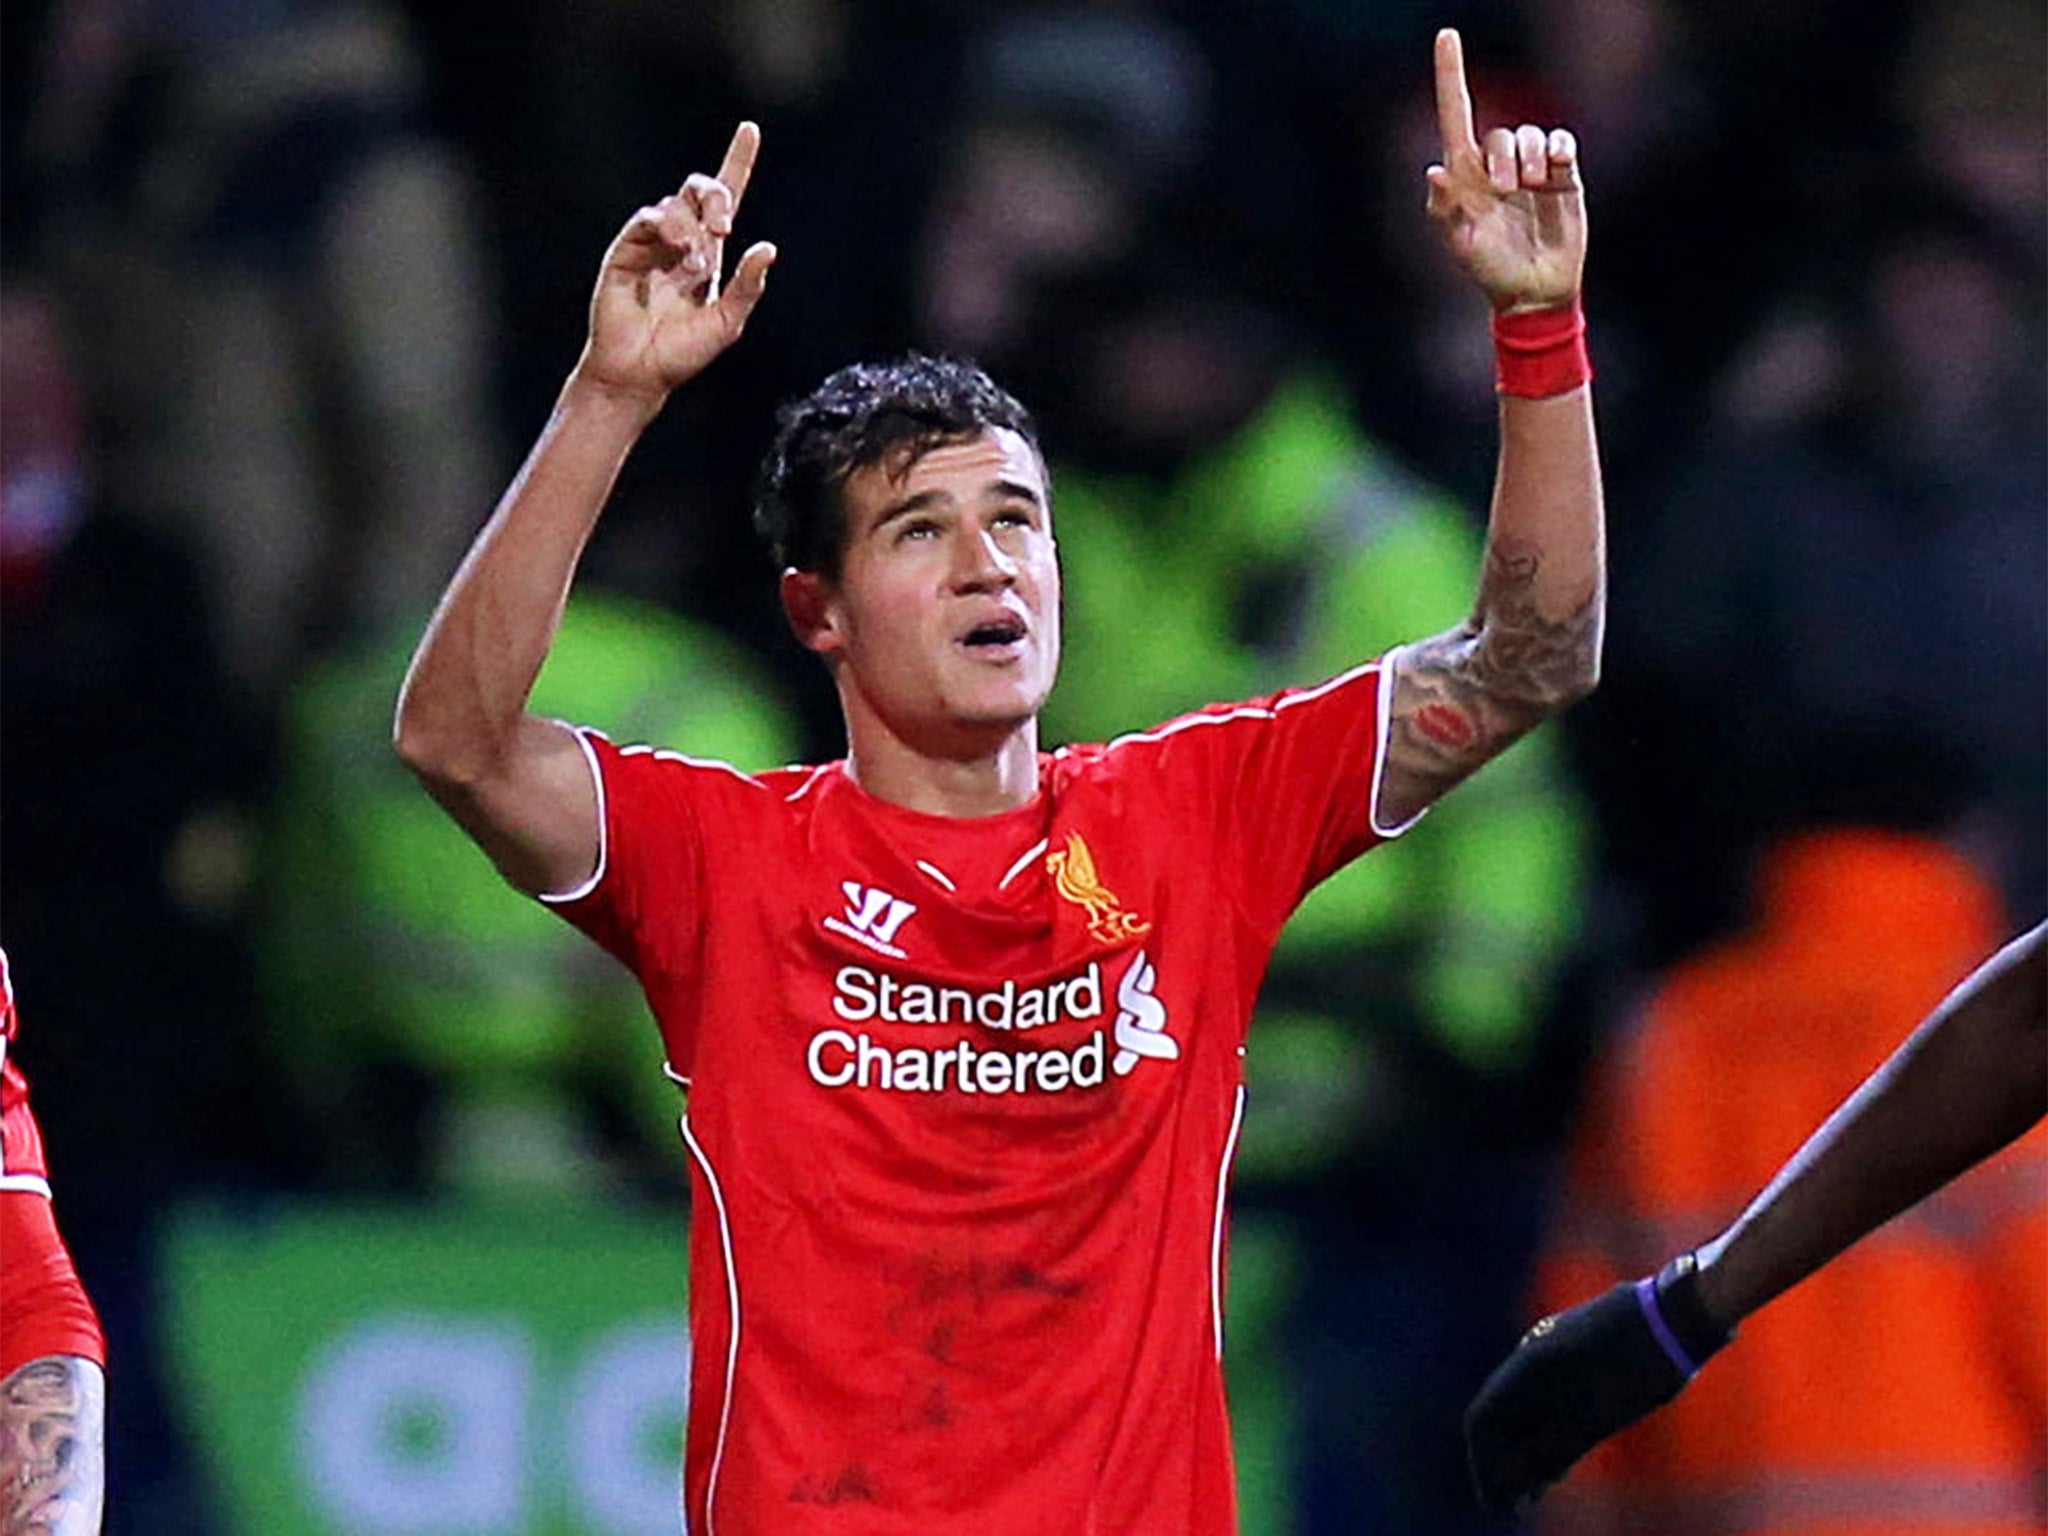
top-left (842, 710), bottom-right (1043, 818)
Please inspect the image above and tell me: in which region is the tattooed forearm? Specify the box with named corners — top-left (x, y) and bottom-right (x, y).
top-left (0, 1355), bottom-right (105, 1536)
top-left (1464, 535), bottom-right (1603, 716)
top-left (1380, 537), bottom-right (1601, 824)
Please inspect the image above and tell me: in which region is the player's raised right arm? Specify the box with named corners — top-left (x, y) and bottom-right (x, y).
top-left (394, 124), bottom-right (775, 895)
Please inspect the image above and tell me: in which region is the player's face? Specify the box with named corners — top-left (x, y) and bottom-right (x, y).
top-left (796, 427), bottom-right (1061, 750)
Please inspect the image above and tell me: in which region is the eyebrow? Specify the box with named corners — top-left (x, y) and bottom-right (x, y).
top-left (991, 479), bottom-right (1046, 508)
top-left (868, 479), bottom-right (1045, 534)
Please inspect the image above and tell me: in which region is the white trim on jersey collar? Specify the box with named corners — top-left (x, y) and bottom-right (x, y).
top-left (998, 838), bottom-right (1049, 891)
top-left (785, 762), bottom-right (833, 803)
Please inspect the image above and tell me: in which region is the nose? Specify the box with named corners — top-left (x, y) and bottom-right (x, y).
top-left (948, 523), bottom-right (1018, 592)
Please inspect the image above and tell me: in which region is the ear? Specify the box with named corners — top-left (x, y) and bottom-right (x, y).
top-left (779, 567), bottom-right (843, 657)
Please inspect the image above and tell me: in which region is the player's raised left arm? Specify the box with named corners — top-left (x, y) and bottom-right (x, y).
top-left (395, 124), bottom-right (774, 896)
top-left (1377, 29), bottom-right (1603, 829)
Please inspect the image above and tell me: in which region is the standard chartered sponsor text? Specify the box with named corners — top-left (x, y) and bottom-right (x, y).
top-left (831, 962), bottom-right (1103, 1030)
top-left (815, 961), bottom-right (1111, 1095)
top-left (808, 1028), bottom-right (1108, 1094)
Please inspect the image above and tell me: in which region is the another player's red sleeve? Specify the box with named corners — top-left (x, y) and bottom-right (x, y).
top-left (0, 950), bottom-right (106, 1375)
top-left (0, 1192), bottom-right (106, 1378)
top-left (3, 945), bottom-right (55, 1192)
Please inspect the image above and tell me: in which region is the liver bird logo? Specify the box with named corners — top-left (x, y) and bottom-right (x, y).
top-left (1048, 833), bottom-right (1151, 945)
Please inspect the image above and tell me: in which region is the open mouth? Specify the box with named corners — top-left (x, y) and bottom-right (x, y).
top-left (959, 616), bottom-right (1028, 655)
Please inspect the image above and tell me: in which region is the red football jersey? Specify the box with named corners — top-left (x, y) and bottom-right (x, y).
top-left (544, 659), bottom-right (1411, 1535)
top-left (0, 944), bottom-right (108, 1377)
top-left (1, 944), bottom-right (53, 1196)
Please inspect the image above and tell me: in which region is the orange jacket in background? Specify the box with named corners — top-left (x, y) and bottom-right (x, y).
top-left (1535, 829), bottom-right (2047, 1536)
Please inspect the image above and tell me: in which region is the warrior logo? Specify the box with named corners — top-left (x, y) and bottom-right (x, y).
top-left (1048, 833), bottom-right (1151, 945)
top-left (825, 882), bottom-right (919, 958)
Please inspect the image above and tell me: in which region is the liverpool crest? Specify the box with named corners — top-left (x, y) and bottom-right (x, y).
top-left (1048, 833), bottom-right (1152, 945)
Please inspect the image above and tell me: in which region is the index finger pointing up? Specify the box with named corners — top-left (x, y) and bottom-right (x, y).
top-left (717, 120), bottom-right (762, 208)
top-left (1433, 28), bottom-right (1480, 165)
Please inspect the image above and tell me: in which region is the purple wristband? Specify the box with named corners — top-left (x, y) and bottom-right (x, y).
top-left (1633, 1276), bottom-right (1704, 1379)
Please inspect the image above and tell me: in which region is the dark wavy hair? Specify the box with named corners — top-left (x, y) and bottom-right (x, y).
top-left (754, 354), bottom-right (1039, 576)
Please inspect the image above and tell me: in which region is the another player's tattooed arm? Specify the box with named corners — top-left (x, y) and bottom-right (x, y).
top-left (1379, 535), bottom-right (1601, 826)
top-left (0, 1355), bottom-right (105, 1536)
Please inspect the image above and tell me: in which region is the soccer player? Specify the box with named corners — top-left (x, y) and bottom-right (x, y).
top-left (0, 946), bottom-right (108, 1536)
top-left (396, 29), bottom-right (1602, 1534)
top-left (1464, 918), bottom-right (2048, 1516)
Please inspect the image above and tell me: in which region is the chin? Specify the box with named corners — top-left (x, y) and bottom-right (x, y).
top-left (947, 690), bottom-right (1043, 732)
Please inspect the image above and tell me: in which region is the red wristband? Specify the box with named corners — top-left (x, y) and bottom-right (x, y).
top-left (1492, 299), bottom-right (1591, 398)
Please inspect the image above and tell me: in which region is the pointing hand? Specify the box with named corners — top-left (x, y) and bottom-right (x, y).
top-left (579, 122), bottom-right (778, 402)
top-left (1425, 30), bottom-right (1586, 313)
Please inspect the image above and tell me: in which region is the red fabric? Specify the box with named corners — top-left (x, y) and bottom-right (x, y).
top-left (2, 946), bottom-right (52, 1192)
top-left (0, 948), bottom-right (105, 1377)
top-left (1493, 299), bottom-right (1591, 398)
top-left (544, 662), bottom-right (1399, 1535)
top-left (0, 1192), bottom-right (105, 1378)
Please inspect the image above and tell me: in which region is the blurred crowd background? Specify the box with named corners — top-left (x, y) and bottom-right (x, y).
top-left (1, 1), bottom-right (2041, 1533)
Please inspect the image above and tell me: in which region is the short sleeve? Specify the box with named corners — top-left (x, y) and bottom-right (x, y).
top-left (536, 728), bottom-right (712, 983)
top-left (1105, 659), bottom-right (1416, 946)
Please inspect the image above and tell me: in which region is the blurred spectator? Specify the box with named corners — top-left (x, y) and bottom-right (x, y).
top-left (1529, 813), bottom-right (2046, 1535)
top-left (1897, 0), bottom-right (2044, 258)
top-left (910, 3), bottom-right (1211, 402)
top-left (260, 592), bottom-right (800, 1198)
top-left (1602, 194), bottom-right (2045, 955)
top-left (15, 0), bottom-right (502, 697)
